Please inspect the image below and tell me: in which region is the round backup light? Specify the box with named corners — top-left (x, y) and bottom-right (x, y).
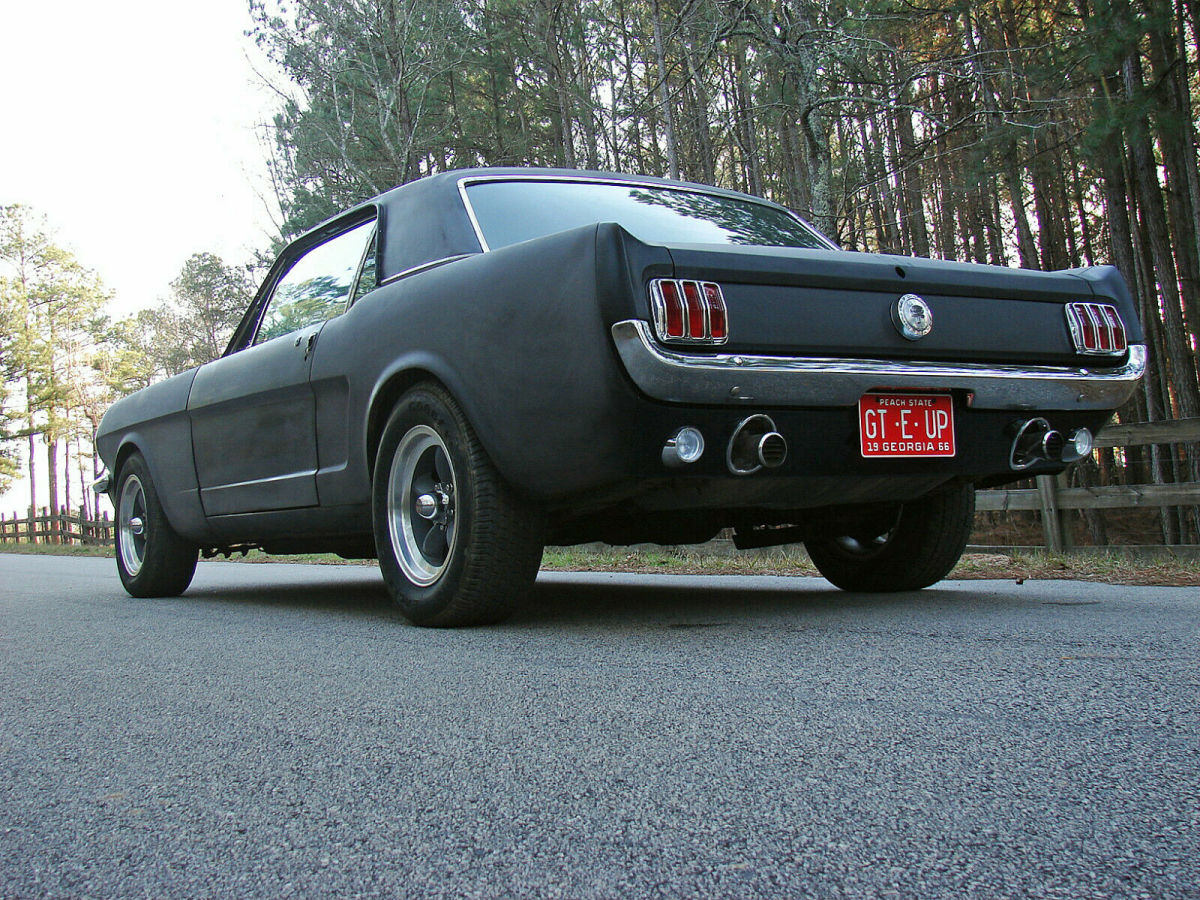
top-left (1065, 427), bottom-right (1094, 462)
top-left (674, 427), bottom-right (705, 462)
top-left (662, 427), bottom-right (705, 467)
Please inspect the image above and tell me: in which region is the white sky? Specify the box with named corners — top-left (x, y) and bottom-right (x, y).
top-left (0, 0), bottom-right (283, 315)
top-left (1, 0), bottom-right (288, 511)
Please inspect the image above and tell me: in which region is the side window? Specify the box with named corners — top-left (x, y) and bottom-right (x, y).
top-left (255, 218), bottom-right (376, 345)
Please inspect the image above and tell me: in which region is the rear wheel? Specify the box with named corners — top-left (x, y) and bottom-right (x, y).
top-left (372, 384), bottom-right (544, 627)
top-left (805, 483), bottom-right (974, 592)
top-left (114, 452), bottom-right (198, 597)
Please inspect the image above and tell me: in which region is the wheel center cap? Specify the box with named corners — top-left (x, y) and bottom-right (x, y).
top-left (129, 516), bottom-right (145, 536)
top-left (414, 494), bottom-right (439, 520)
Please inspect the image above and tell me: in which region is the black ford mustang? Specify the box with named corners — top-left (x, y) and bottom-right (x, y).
top-left (96, 169), bottom-right (1145, 625)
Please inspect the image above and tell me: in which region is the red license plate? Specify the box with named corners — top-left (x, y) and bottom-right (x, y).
top-left (859, 393), bottom-right (956, 458)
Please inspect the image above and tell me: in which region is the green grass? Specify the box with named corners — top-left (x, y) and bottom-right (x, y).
top-left (540, 544), bottom-right (819, 576)
top-left (4, 541), bottom-right (1198, 585)
top-left (540, 544), bottom-right (1200, 585)
top-left (0, 542), bottom-right (112, 558)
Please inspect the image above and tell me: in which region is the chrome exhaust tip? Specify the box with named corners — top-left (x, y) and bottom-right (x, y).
top-left (728, 415), bottom-right (786, 475)
top-left (757, 432), bottom-right (788, 469)
top-left (1009, 417), bottom-right (1064, 470)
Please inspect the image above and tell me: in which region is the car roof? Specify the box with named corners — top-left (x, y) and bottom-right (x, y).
top-left (305, 167), bottom-right (803, 280)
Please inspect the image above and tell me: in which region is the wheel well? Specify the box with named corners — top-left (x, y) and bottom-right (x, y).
top-left (112, 441), bottom-right (141, 484)
top-left (366, 368), bottom-right (452, 482)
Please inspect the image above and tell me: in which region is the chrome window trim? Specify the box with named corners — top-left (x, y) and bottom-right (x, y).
top-left (456, 174), bottom-right (838, 253)
top-left (611, 318), bottom-right (1147, 411)
top-left (345, 222), bottom-right (379, 308)
top-left (380, 254), bottom-right (473, 287)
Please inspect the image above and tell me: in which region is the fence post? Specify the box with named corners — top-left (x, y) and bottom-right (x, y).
top-left (1036, 474), bottom-right (1070, 553)
top-left (1057, 472), bottom-right (1074, 550)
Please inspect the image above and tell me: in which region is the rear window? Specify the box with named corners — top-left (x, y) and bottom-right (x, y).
top-left (463, 179), bottom-right (833, 251)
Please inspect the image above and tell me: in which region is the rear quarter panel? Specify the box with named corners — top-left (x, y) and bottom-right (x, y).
top-left (308, 224), bottom-right (667, 506)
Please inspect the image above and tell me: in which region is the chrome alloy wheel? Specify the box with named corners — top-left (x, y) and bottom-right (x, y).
top-left (387, 425), bottom-right (458, 587)
top-left (118, 473), bottom-right (148, 577)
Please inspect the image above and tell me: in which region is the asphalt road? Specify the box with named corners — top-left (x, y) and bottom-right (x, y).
top-left (1, 553), bottom-right (1197, 899)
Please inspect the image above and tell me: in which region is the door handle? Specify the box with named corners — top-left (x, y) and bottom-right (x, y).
top-left (302, 331), bottom-right (318, 361)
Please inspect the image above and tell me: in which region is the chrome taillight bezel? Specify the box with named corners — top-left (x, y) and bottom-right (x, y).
top-left (649, 279), bottom-right (728, 345)
top-left (1065, 302), bottom-right (1128, 356)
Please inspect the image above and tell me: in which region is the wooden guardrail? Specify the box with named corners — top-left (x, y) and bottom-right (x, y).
top-left (975, 417), bottom-right (1200, 551)
top-left (0, 508), bottom-right (114, 546)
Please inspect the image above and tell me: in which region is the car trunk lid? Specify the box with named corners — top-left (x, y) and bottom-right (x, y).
top-left (663, 244), bottom-right (1138, 367)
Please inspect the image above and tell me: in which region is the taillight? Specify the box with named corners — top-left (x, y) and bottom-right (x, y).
top-left (650, 279), bottom-right (728, 344)
top-left (658, 280), bottom-right (684, 339)
top-left (1065, 303), bottom-right (1127, 356)
top-left (1099, 305), bottom-right (1127, 351)
top-left (681, 281), bottom-right (706, 338)
top-left (703, 283), bottom-right (727, 339)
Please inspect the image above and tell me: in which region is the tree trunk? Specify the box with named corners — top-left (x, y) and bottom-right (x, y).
top-left (1031, 142), bottom-right (1067, 270)
top-left (895, 112), bottom-right (930, 257)
top-left (1147, 11), bottom-right (1200, 341)
top-left (733, 46), bottom-right (760, 196)
top-left (1123, 52), bottom-right (1200, 419)
top-left (47, 438), bottom-right (58, 521)
top-left (651, 0), bottom-right (679, 180)
top-left (64, 434), bottom-right (72, 521)
top-left (27, 427), bottom-right (36, 519)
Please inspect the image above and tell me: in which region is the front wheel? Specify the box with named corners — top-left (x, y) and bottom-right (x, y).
top-left (372, 384), bottom-right (544, 627)
top-left (805, 483), bottom-right (975, 592)
top-left (114, 452), bottom-right (198, 597)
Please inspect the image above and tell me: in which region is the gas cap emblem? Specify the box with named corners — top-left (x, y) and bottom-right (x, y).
top-left (893, 293), bottom-right (933, 341)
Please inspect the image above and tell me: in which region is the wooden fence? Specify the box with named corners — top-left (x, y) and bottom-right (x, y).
top-left (0, 508), bottom-right (114, 546)
top-left (975, 417), bottom-right (1200, 551)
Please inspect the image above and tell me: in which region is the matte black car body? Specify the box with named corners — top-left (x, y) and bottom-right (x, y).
top-left (97, 168), bottom-right (1145, 621)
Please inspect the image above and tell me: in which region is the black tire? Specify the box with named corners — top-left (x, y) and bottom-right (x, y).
top-left (371, 384), bottom-right (544, 627)
top-left (114, 452), bottom-right (198, 597)
top-left (805, 483), bottom-right (975, 592)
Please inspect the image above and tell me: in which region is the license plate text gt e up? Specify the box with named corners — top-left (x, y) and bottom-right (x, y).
top-left (858, 393), bottom-right (955, 458)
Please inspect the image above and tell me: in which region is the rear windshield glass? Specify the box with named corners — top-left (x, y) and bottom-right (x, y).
top-left (464, 180), bottom-right (833, 250)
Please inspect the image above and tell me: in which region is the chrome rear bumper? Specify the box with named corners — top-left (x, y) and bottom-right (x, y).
top-left (611, 319), bottom-right (1146, 411)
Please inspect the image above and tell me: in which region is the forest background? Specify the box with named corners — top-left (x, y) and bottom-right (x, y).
top-left (1, 0), bottom-right (1198, 542)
